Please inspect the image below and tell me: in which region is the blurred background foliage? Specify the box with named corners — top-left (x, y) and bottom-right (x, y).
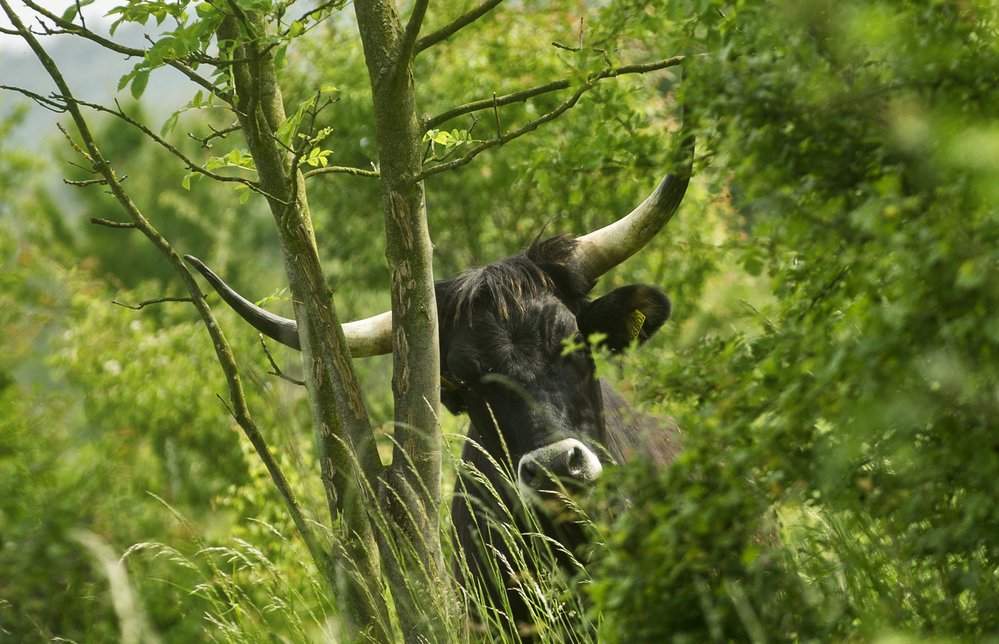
top-left (1, 0), bottom-right (997, 641)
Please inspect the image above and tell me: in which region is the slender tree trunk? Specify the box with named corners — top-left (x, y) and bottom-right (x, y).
top-left (353, 0), bottom-right (450, 637)
top-left (216, 15), bottom-right (391, 641)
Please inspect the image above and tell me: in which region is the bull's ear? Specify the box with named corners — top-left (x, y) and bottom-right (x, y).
top-left (577, 284), bottom-right (672, 352)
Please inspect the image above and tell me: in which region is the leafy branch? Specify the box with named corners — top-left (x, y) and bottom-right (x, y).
top-left (424, 55), bottom-right (685, 131)
top-left (62, 96), bottom-right (282, 201)
top-left (415, 55), bottom-right (684, 182)
top-left (20, 0), bottom-right (228, 102)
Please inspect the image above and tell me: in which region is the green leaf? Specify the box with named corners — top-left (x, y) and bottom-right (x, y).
top-left (234, 0), bottom-right (272, 13)
top-left (61, 0), bottom-right (96, 22)
top-left (161, 111), bottom-right (180, 137)
top-left (117, 70), bottom-right (133, 92)
top-left (130, 69), bottom-right (150, 100)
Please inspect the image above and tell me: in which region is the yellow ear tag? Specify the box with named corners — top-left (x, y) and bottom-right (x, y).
top-left (440, 375), bottom-right (459, 391)
top-left (626, 309), bottom-right (647, 340)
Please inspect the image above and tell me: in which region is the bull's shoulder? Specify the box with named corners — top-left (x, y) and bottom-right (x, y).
top-left (599, 380), bottom-right (681, 468)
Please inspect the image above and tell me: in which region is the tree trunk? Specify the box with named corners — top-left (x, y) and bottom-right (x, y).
top-left (353, 0), bottom-right (450, 638)
top-left (216, 14), bottom-right (391, 641)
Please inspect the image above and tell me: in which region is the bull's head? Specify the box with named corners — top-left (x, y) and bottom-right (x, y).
top-left (433, 237), bottom-right (675, 502)
top-left (186, 128), bottom-right (692, 501)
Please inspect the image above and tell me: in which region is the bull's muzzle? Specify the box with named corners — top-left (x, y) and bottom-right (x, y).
top-left (517, 438), bottom-right (603, 499)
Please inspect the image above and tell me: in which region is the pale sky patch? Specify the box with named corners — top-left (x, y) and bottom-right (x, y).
top-left (1, 1), bottom-right (118, 53)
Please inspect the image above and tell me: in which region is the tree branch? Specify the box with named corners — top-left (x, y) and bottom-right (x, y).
top-left (424, 55), bottom-right (684, 131)
top-left (0, 84), bottom-right (66, 112)
top-left (415, 0), bottom-right (504, 53)
top-left (0, 0), bottom-right (332, 592)
top-left (67, 96), bottom-right (281, 201)
top-left (398, 0), bottom-right (429, 68)
top-left (303, 165), bottom-right (380, 179)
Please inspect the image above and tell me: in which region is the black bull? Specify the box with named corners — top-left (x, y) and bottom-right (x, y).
top-left (185, 131), bottom-right (692, 633)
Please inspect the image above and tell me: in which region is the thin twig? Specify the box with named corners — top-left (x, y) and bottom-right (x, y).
top-left (424, 55), bottom-right (684, 131)
top-left (425, 97), bottom-right (581, 181)
top-left (74, 0), bottom-right (85, 29)
top-left (552, 41), bottom-right (581, 52)
top-left (139, 33), bottom-right (255, 66)
top-left (216, 393), bottom-right (236, 418)
top-left (68, 96), bottom-right (282, 201)
top-left (0, 84), bottom-right (66, 112)
top-left (415, 84), bottom-right (588, 182)
top-left (112, 296), bottom-right (194, 310)
top-left (281, 0), bottom-right (341, 36)
top-left (56, 123), bottom-right (94, 164)
top-left (285, 88), bottom-right (335, 212)
top-left (259, 335), bottom-right (305, 386)
top-left (89, 217), bottom-right (137, 229)
top-left (415, 0), bottom-right (504, 53)
top-left (66, 159), bottom-right (94, 174)
top-left (188, 123), bottom-right (241, 149)
top-left (67, 177), bottom-right (112, 187)
top-left (804, 265), bottom-right (851, 319)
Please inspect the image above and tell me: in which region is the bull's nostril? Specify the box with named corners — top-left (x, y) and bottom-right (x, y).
top-left (521, 459), bottom-right (540, 484)
top-left (567, 445), bottom-right (585, 479)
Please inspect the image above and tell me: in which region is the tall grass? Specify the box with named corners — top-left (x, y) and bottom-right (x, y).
top-left (108, 425), bottom-right (598, 642)
top-left (120, 496), bottom-right (338, 643)
top-left (444, 430), bottom-right (595, 642)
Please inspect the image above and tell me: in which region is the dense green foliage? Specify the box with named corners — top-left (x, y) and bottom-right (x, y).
top-left (2, 0), bottom-right (997, 641)
top-left (587, 0), bottom-right (999, 640)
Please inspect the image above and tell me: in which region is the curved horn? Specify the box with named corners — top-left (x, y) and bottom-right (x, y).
top-left (184, 255), bottom-right (393, 358)
top-left (573, 123), bottom-right (694, 281)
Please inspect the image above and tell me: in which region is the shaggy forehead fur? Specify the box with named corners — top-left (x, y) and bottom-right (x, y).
top-left (466, 297), bottom-right (581, 382)
top-left (438, 235), bottom-right (595, 331)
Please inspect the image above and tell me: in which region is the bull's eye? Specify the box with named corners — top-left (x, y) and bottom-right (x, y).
top-left (448, 353), bottom-right (482, 388)
top-left (562, 340), bottom-right (595, 373)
